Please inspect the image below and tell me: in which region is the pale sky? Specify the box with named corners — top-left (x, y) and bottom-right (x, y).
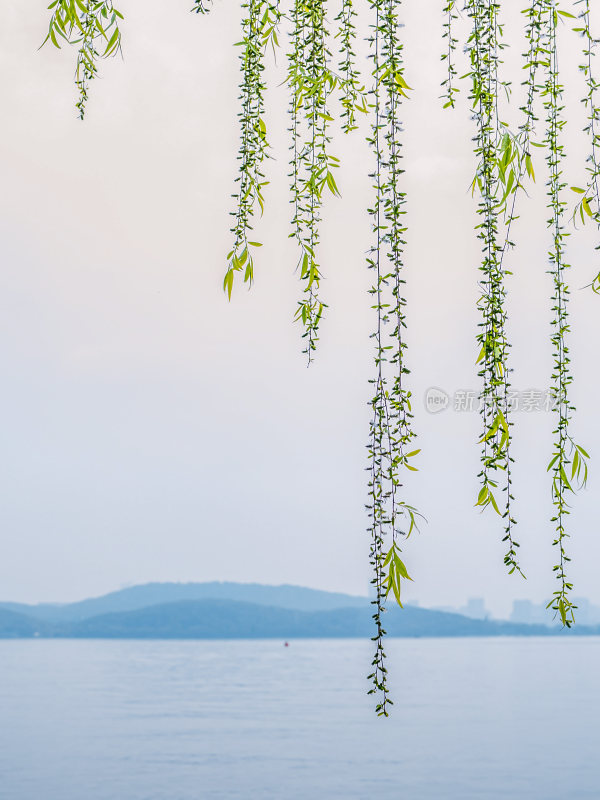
top-left (0, 1), bottom-right (598, 616)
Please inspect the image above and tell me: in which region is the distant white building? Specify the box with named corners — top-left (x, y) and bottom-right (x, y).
top-left (510, 600), bottom-right (549, 626)
top-left (459, 597), bottom-right (488, 620)
top-left (510, 598), bottom-right (600, 627)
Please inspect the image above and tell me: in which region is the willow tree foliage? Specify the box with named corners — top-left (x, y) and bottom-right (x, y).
top-left (43, 0), bottom-right (599, 712)
top-left (44, 1), bottom-right (122, 119)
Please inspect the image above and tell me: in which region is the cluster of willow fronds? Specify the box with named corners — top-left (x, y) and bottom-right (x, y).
top-left (43, 0), bottom-right (600, 711)
top-left (454, 0), bottom-right (593, 628)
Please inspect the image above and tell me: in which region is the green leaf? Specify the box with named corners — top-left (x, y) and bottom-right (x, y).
top-left (525, 154), bottom-right (535, 181)
top-left (487, 489), bottom-right (501, 516)
top-left (325, 171), bottom-right (340, 197)
top-left (558, 599), bottom-right (567, 626)
top-left (223, 269), bottom-right (234, 300)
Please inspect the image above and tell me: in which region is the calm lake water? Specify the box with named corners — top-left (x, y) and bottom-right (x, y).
top-left (0, 638), bottom-right (598, 799)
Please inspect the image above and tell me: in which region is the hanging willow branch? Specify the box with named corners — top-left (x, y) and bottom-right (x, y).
top-left (572, 0), bottom-right (600, 292)
top-left (334, 0), bottom-right (365, 132)
top-left (496, 0), bottom-right (543, 270)
top-left (441, 0), bottom-right (460, 109)
top-left (489, 1), bottom-right (548, 574)
top-left (44, 0), bottom-right (123, 119)
top-left (465, 0), bottom-right (523, 577)
top-left (224, 0), bottom-right (280, 298)
top-left (542, 1), bottom-right (589, 627)
top-left (287, 0), bottom-right (340, 361)
top-left (366, 0), bottom-right (421, 717)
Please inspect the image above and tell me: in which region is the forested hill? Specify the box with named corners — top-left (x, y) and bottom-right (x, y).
top-left (1, 597), bottom-right (599, 640)
top-left (0, 581), bottom-right (370, 623)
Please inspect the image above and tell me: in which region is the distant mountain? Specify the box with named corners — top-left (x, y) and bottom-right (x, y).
top-left (65, 600), bottom-right (554, 640)
top-left (0, 582), bottom-right (370, 623)
top-left (0, 608), bottom-right (50, 638)
top-left (1, 598), bottom-right (598, 640)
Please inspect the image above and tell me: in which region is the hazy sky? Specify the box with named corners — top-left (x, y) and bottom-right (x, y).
top-left (0, 1), bottom-right (598, 614)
